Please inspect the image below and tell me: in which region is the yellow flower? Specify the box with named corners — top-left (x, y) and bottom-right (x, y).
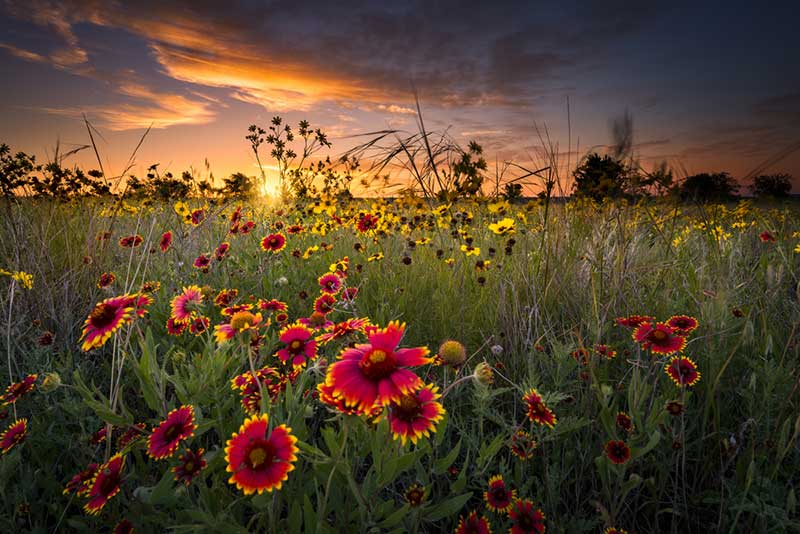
top-left (302, 246), bottom-right (319, 259)
top-left (174, 201), bottom-right (190, 217)
top-left (415, 237), bottom-right (431, 246)
top-left (794, 243), bottom-right (800, 254)
top-left (488, 217), bottom-right (516, 236)
top-left (367, 252), bottom-right (384, 262)
top-left (460, 244), bottom-right (481, 256)
top-left (1, 269), bottom-right (34, 290)
top-left (487, 200), bottom-right (510, 214)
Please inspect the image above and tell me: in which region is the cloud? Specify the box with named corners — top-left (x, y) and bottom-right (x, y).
top-left (40, 81), bottom-right (216, 130)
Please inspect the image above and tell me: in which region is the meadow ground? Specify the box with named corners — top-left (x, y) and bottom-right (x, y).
top-left (1, 196), bottom-right (799, 533)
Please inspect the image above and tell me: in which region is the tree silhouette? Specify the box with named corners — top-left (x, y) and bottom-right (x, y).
top-left (751, 173), bottom-right (792, 198)
top-left (572, 153), bottom-right (628, 201)
top-left (674, 172), bottom-right (739, 202)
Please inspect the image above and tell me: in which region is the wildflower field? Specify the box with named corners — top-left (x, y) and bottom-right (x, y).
top-left (1, 196), bottom-right (799, 533)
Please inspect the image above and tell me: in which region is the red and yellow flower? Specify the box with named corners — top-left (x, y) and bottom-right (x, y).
top-left (523, 388), bottom-right (557, 428)
top-left (665, 355), bottom-right (701, 387)
top-left (666, 315), bottom-right (699, 336)
top-left (316, 317), bottom-right (370, 345)
top-left (510, 429), bottom-right (537, 460)
top-left (484, 474), bottom-right (516, 514)
top-left (83, 453), bottom-right (125, 515)
top-left (260, 233), bottom-right (286, 253)
top-left (1, 374), bottom-right (37, 405)
top-left (170, 285), bottom-right (204, 324)
top-left (318, 273), bottom-right (342, 294)
top-left (63, 463), bottom-right (99, 496)
top-left (80, 295), bottom-right (136, 351)
top-left (404, 483), bottom-right (425, 507)
top-left (508, 499), bottom-right (546, 534)
top-left (147, 405), bottom-right (196, 460)
top-left (633, 322), bottom-right (686, 354)
top-left (276, 323), bottom-right (318, 368)
top-left (159, 230), bottom-right (172, 252)
top-left (172, 448), bottom-right (207, 486)
top-left (605, 440), bottom-right (631, 464)
top-left (225, 413), bottom-right (298, 495)
top-left (213, 311), bottom-right (264, 344)
top-left (386, 384), bottom-right (445, 445)
top-left (323, 321), bottom-right (431, 412)
top-left (455, 511), bottom-right (492, 534)
top-left (0, 418), bottom-right (27, 454)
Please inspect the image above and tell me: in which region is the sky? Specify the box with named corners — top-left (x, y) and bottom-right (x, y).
top-left (1, 0), bottom-right (799, 195)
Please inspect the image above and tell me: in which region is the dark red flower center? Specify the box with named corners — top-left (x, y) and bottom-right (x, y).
top-left (649, 329), bottom-right (668, 343)
top-left (359, 349), bottom-right (397, 379)
top-left (490, 485), bottom-right (508, 501)
top-left (89, 303), bottom-right (121, 329)
top-left (98, 469), bottom-right (120, 496)
top-left (392, 394), bottom-right (421, 421)
top-left (163, 423), bottom-right (182, 442)
top-left (245, 439), bottom-right (274, 470)
top-left (288, 340), bottom-right (304, 354)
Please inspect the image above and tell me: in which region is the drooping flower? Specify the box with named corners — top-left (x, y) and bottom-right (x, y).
top-left (80, 295), bottom-right (136, 351)
top-left (616, 412), bottom-right (634, 433)
top-left (189, 316), bottom-right (210, 335)
top-left (604, 528), bottom-right (629, 534)
top-left (166, 317), bottom-right (187, 335)
top-left (665, 355), bottom-right (701, 387)
top-left (455, 510), bottom-right (492, 534)
top-left (117, 423), bottom-right (146, 449)
top-left (605, 440), bottom-right (631, 465)
top-left (225, 414), bottom-right (298, 495)
top-left (510, 429), bottom-right (537, 460)
top-left (114, 519), bottom-right (135, 534)
top-left (316, 317), bottom-right (370, 345)
top-left (147, 405), bottom-right (196, 460)
top-left (759, 231), bottom-right (776, 243)
top-left (119, 235), bottom-right (143, 248)
top-left (214, 242), bottom-right (230, 261)
top-left (63, 463), bottom-right (99, 496)
top-left (633, 322), bottom-right (686, 354)
top-left (260, 233), bottom-right (286, 253)
top-left (594, 344), bottom-right (617, 360)
top-left (172, 448), bottom-right (207, 486)
top-left (221, 303), bottom-right (253, 316)
top-left (666, 315), bottom-right (699, 336)
top-left (615, 315), bottom-right (655, 328)
top-left (508, 499), bottom-right (546, 534)
top-left (386, 384), bottom-right (445, 445)
top-left (276, 323), bottom-right (317, 368)
top-left (0, 418), bottom-right (27, 453)
top-left (258, 298), bottom-right (288, 313)
top-left (190, 208), bottom-right (205, 226)
top-left (193, 254), bottom-right (211, 271)
top-left (170, 285), bottom-right (204, 323)
top-left (215, 288), bottom-right (239, 307)
top-left (484, 474), bottom-right (516, 514)
top-left (1, 374), bottom-right (37, 405)
top-left (159, 230), bottom-right (172, 252)
top-left (232, 367), bottom-right (284, 414)
top-left (316, 382), bottom-right (380, 417)
top-left (97, 272), bottom-right (116, 288)
top-left (297, 312), bottom-right (331, 332)
top-left (323, 321), bottom-right (431, 412)
top-left (83, 453), bottom-right (125, 515)
top-left (404, 483), bottom-right (425, 507)
top-left (523, 388), bottom-right (557, 428)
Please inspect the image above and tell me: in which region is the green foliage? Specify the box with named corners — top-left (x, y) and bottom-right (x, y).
top-left (0, 197), bottom-right (799, 532)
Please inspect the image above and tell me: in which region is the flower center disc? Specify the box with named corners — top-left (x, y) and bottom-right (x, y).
top-left (359, 349), bottom-right (396, 379)
top-left (289, 340), bottom-right (304, 353)
top-left (246, 441), bottom-right (274, 469)
top-left (90, 304), bottom-right (118, 328)
top-left (650, 329), bottom-right (668, 342)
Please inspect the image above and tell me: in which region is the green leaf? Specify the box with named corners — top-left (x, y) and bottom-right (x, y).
top-left (378, 504), bottom-right (410, 528)
top-left (425, 492), bottom-right (473, 522)
top-left (433, 438), bottom-right (461, 474)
